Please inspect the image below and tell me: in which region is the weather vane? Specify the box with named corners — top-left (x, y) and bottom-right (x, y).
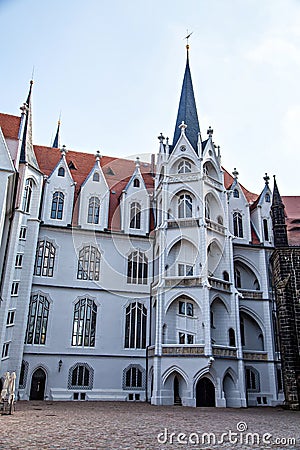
top-left (184, 30), bottom-right (193, 46)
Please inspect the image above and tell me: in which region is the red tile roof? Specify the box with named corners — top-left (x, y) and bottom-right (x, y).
top-left (0, 113), bottom-right (21, 140)
top-left (223, 168), bottom-right (258, 204)
top-left (34, 145), bottom-right (154, 231)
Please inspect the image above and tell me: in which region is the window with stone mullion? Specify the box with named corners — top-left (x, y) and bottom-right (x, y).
top-left (25, 294), bottom-right (49, 345)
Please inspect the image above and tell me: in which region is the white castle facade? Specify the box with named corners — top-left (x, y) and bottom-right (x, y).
top-left (0, 48), bottom-right (290, 407)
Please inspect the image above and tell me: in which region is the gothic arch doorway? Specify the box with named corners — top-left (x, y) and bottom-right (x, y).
top-left (196, 377), bottom-right (215, 407)
top-left (173, 375), bottom-right (182, 405)
top-left (30, 368), bottom-right (46, 400)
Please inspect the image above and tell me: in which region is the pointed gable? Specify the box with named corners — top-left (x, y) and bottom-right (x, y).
top-left (172, 47), bottom-right (200, 154)
top-left (19, 80), bottom-right (39, 170)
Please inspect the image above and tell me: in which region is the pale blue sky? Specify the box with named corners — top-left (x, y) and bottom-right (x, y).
top-left (1, 0), bottom-right (300, 195)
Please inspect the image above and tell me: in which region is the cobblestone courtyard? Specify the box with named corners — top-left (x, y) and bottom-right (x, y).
top-left (0, 401), bottom-right (299, 449)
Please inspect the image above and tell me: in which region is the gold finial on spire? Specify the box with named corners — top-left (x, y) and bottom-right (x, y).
top-left (184, 30), bottom-right (193, 51)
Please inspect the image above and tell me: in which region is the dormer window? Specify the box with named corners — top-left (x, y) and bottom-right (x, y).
top-left (265, 193), bottom-right (270, 203)
top-left (133, 178), bottom-right (140, 188)
top-left (233, 189), bottom-right (239, 198)
top-left (178, 160), bottom-right (191, 174)
top-left (58, 167), bottom-right (65, 177)
top-left (51, 191), bottom-right (64, 220)
top-left (87, 196), bottom-right (100, 224)
top-left (93, 172), bottom-right (100, 182)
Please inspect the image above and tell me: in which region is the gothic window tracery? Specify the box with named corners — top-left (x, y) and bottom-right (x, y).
top-left (233, 212), bottom-right (243, 237)
top-left (22, 178), bottom-right (34, 213)
top-left (72, 298), bottom-right (97, 347)
top-left (25, 293), bottom-right (50, 345)
top-left (130, 202), bottom-right (141, 229)
top-left (178, 193), bottom-right (193, 218)
top-left (127, 251), bottom-right (148, 284)
top-left (34, 240), bottom-right (56, 277)
top-left (87, 196), bottom-right (100, 224)
top-left (124, 302), bottom-right (147, 349)
top-left (77, 245), bottom-right (101, 281)
top-left (51, 191), bottom-right (64, 220)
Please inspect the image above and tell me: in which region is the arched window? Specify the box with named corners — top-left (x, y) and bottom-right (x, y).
top-left (235, 268), bottom-right (241, 288)
top-left (178, 160), bottom-right (191, 174)
top-left (22, 178), bottom-right (34, 213)
top-left (178, 193), bottom-right (192, 218)
top-left (223, 271), bottom-right (230, 281)
top-left (133, 178), bottom-right (140, 187)
top-left (68, 363), bottom-right (93, 389)
top-left (51, 191), bottom-right (64, 220)
top-left (124, 302), bottom-right (147, 348)
top-left (87, 196), bottom-right (100, 224)
top-left (58, 167), bottom-right (65, 177)
top-left (123, 365), bottom-right (145, 389)
top-left (93, 172), bottom-right (99, 182)
top-left (245, 366), bottom-right (260, 391)
top-left (228, 328), bottom-right (236, 346)
top-left (233, 212), bottom-right (243, 237)
top-left (34, 240), bottom-right (56, 277)
top-left (25, 293), bottom-right (50, 344)
top-left (72, 298), bottom-right (97, 347)
top-left (127, 251), bottom-right (148, 284)
top-left (130, 202), bottom-right (141, 229)
top-left (240, 316), bottom-right (245, 346)
top-left (265, 193), bottom-right (270, 203)
top-left (263, 218), bottom-right (269, 241)
top-left (77, 245), bottom-right (100, 281)
top-left (233, 189), bottom-right (239, 198)
top-left (205, 197), bottom-right (210, 219)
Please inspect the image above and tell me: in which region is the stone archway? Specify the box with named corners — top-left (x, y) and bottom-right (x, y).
top-left (30, 368), bottom-right (46, 400)
top-left (196, 377), bottom-right (215, 407)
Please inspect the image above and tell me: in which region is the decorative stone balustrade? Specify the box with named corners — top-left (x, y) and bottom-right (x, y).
top-left (209, 277), bottom-right (231, 292)
top-left (205, 218), bottom-right (226, 234)
top-left (162, 345), bottom-right (205, 356)
top-left (238, 289), bottom-right (263, 299)
top-left (164, 276), bottom-right (203, 288)
top-left (212, 346), bottom-right (237, 358)
top-left (167, 218), bottom-right (199, 229)
top-left (243, 351), bottom-right (268, 360)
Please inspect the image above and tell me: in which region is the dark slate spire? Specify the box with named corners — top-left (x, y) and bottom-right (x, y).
top-left (20, 80), bottom-right (39, 169)
top-left (271, 176), bottom-right (288, 247)
top-left (52, 119), bottom-right (61, 148)
top-left (172, 44), bottom-right (200, 153)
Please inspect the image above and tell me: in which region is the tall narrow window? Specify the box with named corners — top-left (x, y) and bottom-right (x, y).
top-left (178, 160), bottom-right (191, 174)
top-left (233, 212), bottom-right (243, 237)
top-left (130, 202), bottom-right (141, 229)
top-left (235, 268), bottom-right (241, 288)
top-left (263, 219), bottom-right (269, 241)
top-left (127, 251), bottom-right (148, 284)
top-left (124, 302), bottom-right (147, 349)
top-left (22, 178), bottom-right (34, 213)
top-left (34, 240), bottom-right (56, 277)
top-left (240, 316), bottom-right (245, 346)
top-left (87, 196), bottom-right (100, 224)
top-left (51, 191), bottom-right (64, 220)
top-left (25, 293), bottom-right (50, 345)
top-left (133, 178), bottom-right (140, 187)
top-left (77, 245), bottom-right (101, 281)
top-left (233, 189), bottom-right (239, 198)
top-left (265, 193), bottom-right (270, 203)
top-left (205, 197), bottom-right (210, 219)
top-left (229, 328), bottom-right (236, 346)
top-left (72, 298), bottom-right (97, 347)
top-left (245, 367), bottom-right (260, 391)
top-left (178, 193), bottom-right (192, 218)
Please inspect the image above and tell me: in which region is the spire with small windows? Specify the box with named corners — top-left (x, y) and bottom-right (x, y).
top-left (271, 176), bottom-right (288, 247)
top-left (19, 80), bottom-right (39, 169)
top-left (172, 43), bottom-right (200, 153)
